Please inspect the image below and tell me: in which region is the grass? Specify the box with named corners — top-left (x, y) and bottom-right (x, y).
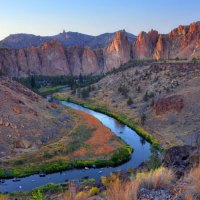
top-left (65, 125), bottom-right (94, 154)
top-left (0, 195), bottom-right (8, 200)
top-left (138, 167), bottom-right (174, 190)
top-left (38, 85), bottom-right (66, 95)
top-left (185, 164), bottom-right (200, 198)
top-left (0, 145), bottom-right (132, 179)
top-left (53, 94), bottom-right (161, 150)
top-left (104, 167), bottom-right (174, 200)
top-left (9, 183), bottom-right (67, 199)
top-left (106, 178), bottom-right (140, 200)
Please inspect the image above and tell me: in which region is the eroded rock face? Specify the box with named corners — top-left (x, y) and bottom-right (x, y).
top-left (0, 41), bottom-right (70, 77)
top-left (133, 21), bottom-right (200, 60)
top-left (0, 22), bottom-right (200, 77)
top-left (153, 95), bottom-right (184, 115)
top-left (0, 31), bottom-right (130, 77)
top-left (104, 30), bottom-right (131, 72)
top-left (153, 21), bottom-right (200, 60)
top-left (133, 30), bottom-right (159, 59)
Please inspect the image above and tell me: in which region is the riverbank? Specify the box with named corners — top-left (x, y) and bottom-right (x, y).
top-left (38, 85), bottom-right (66, 95)
top-left (53, 94), bottom-right (161, 150)
top-left (0, 85), bottom-right (133, 179)
top-left (0, 144), bottom-right (132, 179)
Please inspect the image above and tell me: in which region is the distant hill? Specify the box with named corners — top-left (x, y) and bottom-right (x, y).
top-left (0, 31), bottom-right (136, 49)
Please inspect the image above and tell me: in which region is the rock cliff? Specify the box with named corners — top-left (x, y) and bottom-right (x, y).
top-left (0, 22), bottom-right (200, 77)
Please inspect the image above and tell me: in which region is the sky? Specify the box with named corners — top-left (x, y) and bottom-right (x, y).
top-left (0, 0), bottom-right (199, 40)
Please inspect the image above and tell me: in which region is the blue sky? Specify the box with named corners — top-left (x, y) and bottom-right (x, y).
top-left (0, 0), bottom-right (199, 40)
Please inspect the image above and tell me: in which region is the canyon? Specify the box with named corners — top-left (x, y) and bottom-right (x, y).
top-left (0, 21), bottom-right (200, 77)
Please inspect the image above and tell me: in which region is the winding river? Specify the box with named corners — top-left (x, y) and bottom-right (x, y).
top-left (0, 100), bottom-right (151, 193)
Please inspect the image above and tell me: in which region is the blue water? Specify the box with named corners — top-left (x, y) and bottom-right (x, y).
top-left (0, 101), bottom-right (151, 193)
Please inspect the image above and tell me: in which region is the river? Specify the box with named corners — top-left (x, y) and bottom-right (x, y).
top-left (0, 100), bottom-right (151, 193)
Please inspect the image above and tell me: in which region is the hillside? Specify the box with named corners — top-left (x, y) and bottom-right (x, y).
top-left (0, 31), bottom-right (136, 49)
top-left (56, 61), bottom-right (200, 148)
top-left (0, 77), bottom-right (126, 177)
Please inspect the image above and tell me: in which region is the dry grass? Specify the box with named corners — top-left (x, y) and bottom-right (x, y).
top-left (139, 167), bottom-right (174, 190)
top-left (185, 164), bottom-right (200, 198)
top-left (105, 167), bottom-right (174, 200)
top-left (185, 194), bottom-right (194, 200)
top-left (0, 195), bottom-right (8, 200)
top-left (106, 178), bottom-right (140, 200)
top-left (72, 110), bottom-right (122, 157)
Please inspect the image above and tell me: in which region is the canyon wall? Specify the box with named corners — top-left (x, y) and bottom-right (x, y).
top-left (0, 22), bottom-right (200, 77)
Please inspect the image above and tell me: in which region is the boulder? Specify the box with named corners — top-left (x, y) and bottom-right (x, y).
top-left (162, 145), bottom-right (199, 178)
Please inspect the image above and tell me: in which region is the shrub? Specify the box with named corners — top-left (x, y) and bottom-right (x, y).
top-left (140, 113), bottom-right (146, 125)
top-left (127, 97), bottom-right (133, 105)
top-left (118, 84), bottom-right (129, 97)
top-left (192, 57), bottom-right (197, 63)
top-left (111, 146), bottom-right (132, 165)
top-left (143, 91), bottom-right (149, 101)
top-left (76, 191), bottom-right (88, 199)
top-left (148, 146), bottom-right (162, 170)
top-left (175, 56), bottom-right (180, 61)
top-left (31, 189), bottom-right (43, 200)
top-left (136, 86), bottom-right (141, 93)
top-left (89, 187), bottom-right (100, 196)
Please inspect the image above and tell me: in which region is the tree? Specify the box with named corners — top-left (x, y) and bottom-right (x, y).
top-left (136, 86), bottom-right (141, 93)
top-left (175, 56), bottom-right (180, 61)
top-left (0, 69), bottom-right (3, 76)
top-left (76, 87), bottom-right (81, 98)
top-left (30, 76), bottom-right (36, 88)
top-left (118, 84), bottom-right (129, 97)
top-left (79, 73), bottom-right (83, 83)
top-left (143, 91), bottom-right (149, 101)
top-left (141, 113), bottom-right (146, 125)
top-left (127, 97), bottom-right (133, 105)
top-left (192, 57), bottom-right (197, 63)
top-left (81, 88), bottom-right (90, 98)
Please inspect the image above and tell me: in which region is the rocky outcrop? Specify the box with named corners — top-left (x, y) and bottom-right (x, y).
top-left (0, 41), bottom-right (102, 77)
top-left (162, 145), bottom-right (199, 178)
top-left (133, 30), bottom-right (159, 59)
top-left (104, 30), bottom-right (131, 72)
top-left (153, 95), bottom-right (184, 115)
top-left (133, 21), bottom-right (200, 60)
top-left (0, 41), bottom-right (70, 77)
top-left (153, 22), bottom-right (200, 60)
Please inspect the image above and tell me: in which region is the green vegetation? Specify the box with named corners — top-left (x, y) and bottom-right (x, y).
top-left (88, 187), bottom-right (100, 196)
top-left (53, 95), bottom-right (161, 150)
top-left (31, 189), bottom-right (43, 200)
top-left (65, 125), bottom-right (93, 154)
top-left (0, 144), bottom-right (132, 179)
top-left (15, 74), bottom-right (103, 91)
top-left (38, 85), bottom-right (66, 95)
top-left (10, 183), bottom-right (67, 199)
top-left (148, 147), bottom-right (162, 170)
